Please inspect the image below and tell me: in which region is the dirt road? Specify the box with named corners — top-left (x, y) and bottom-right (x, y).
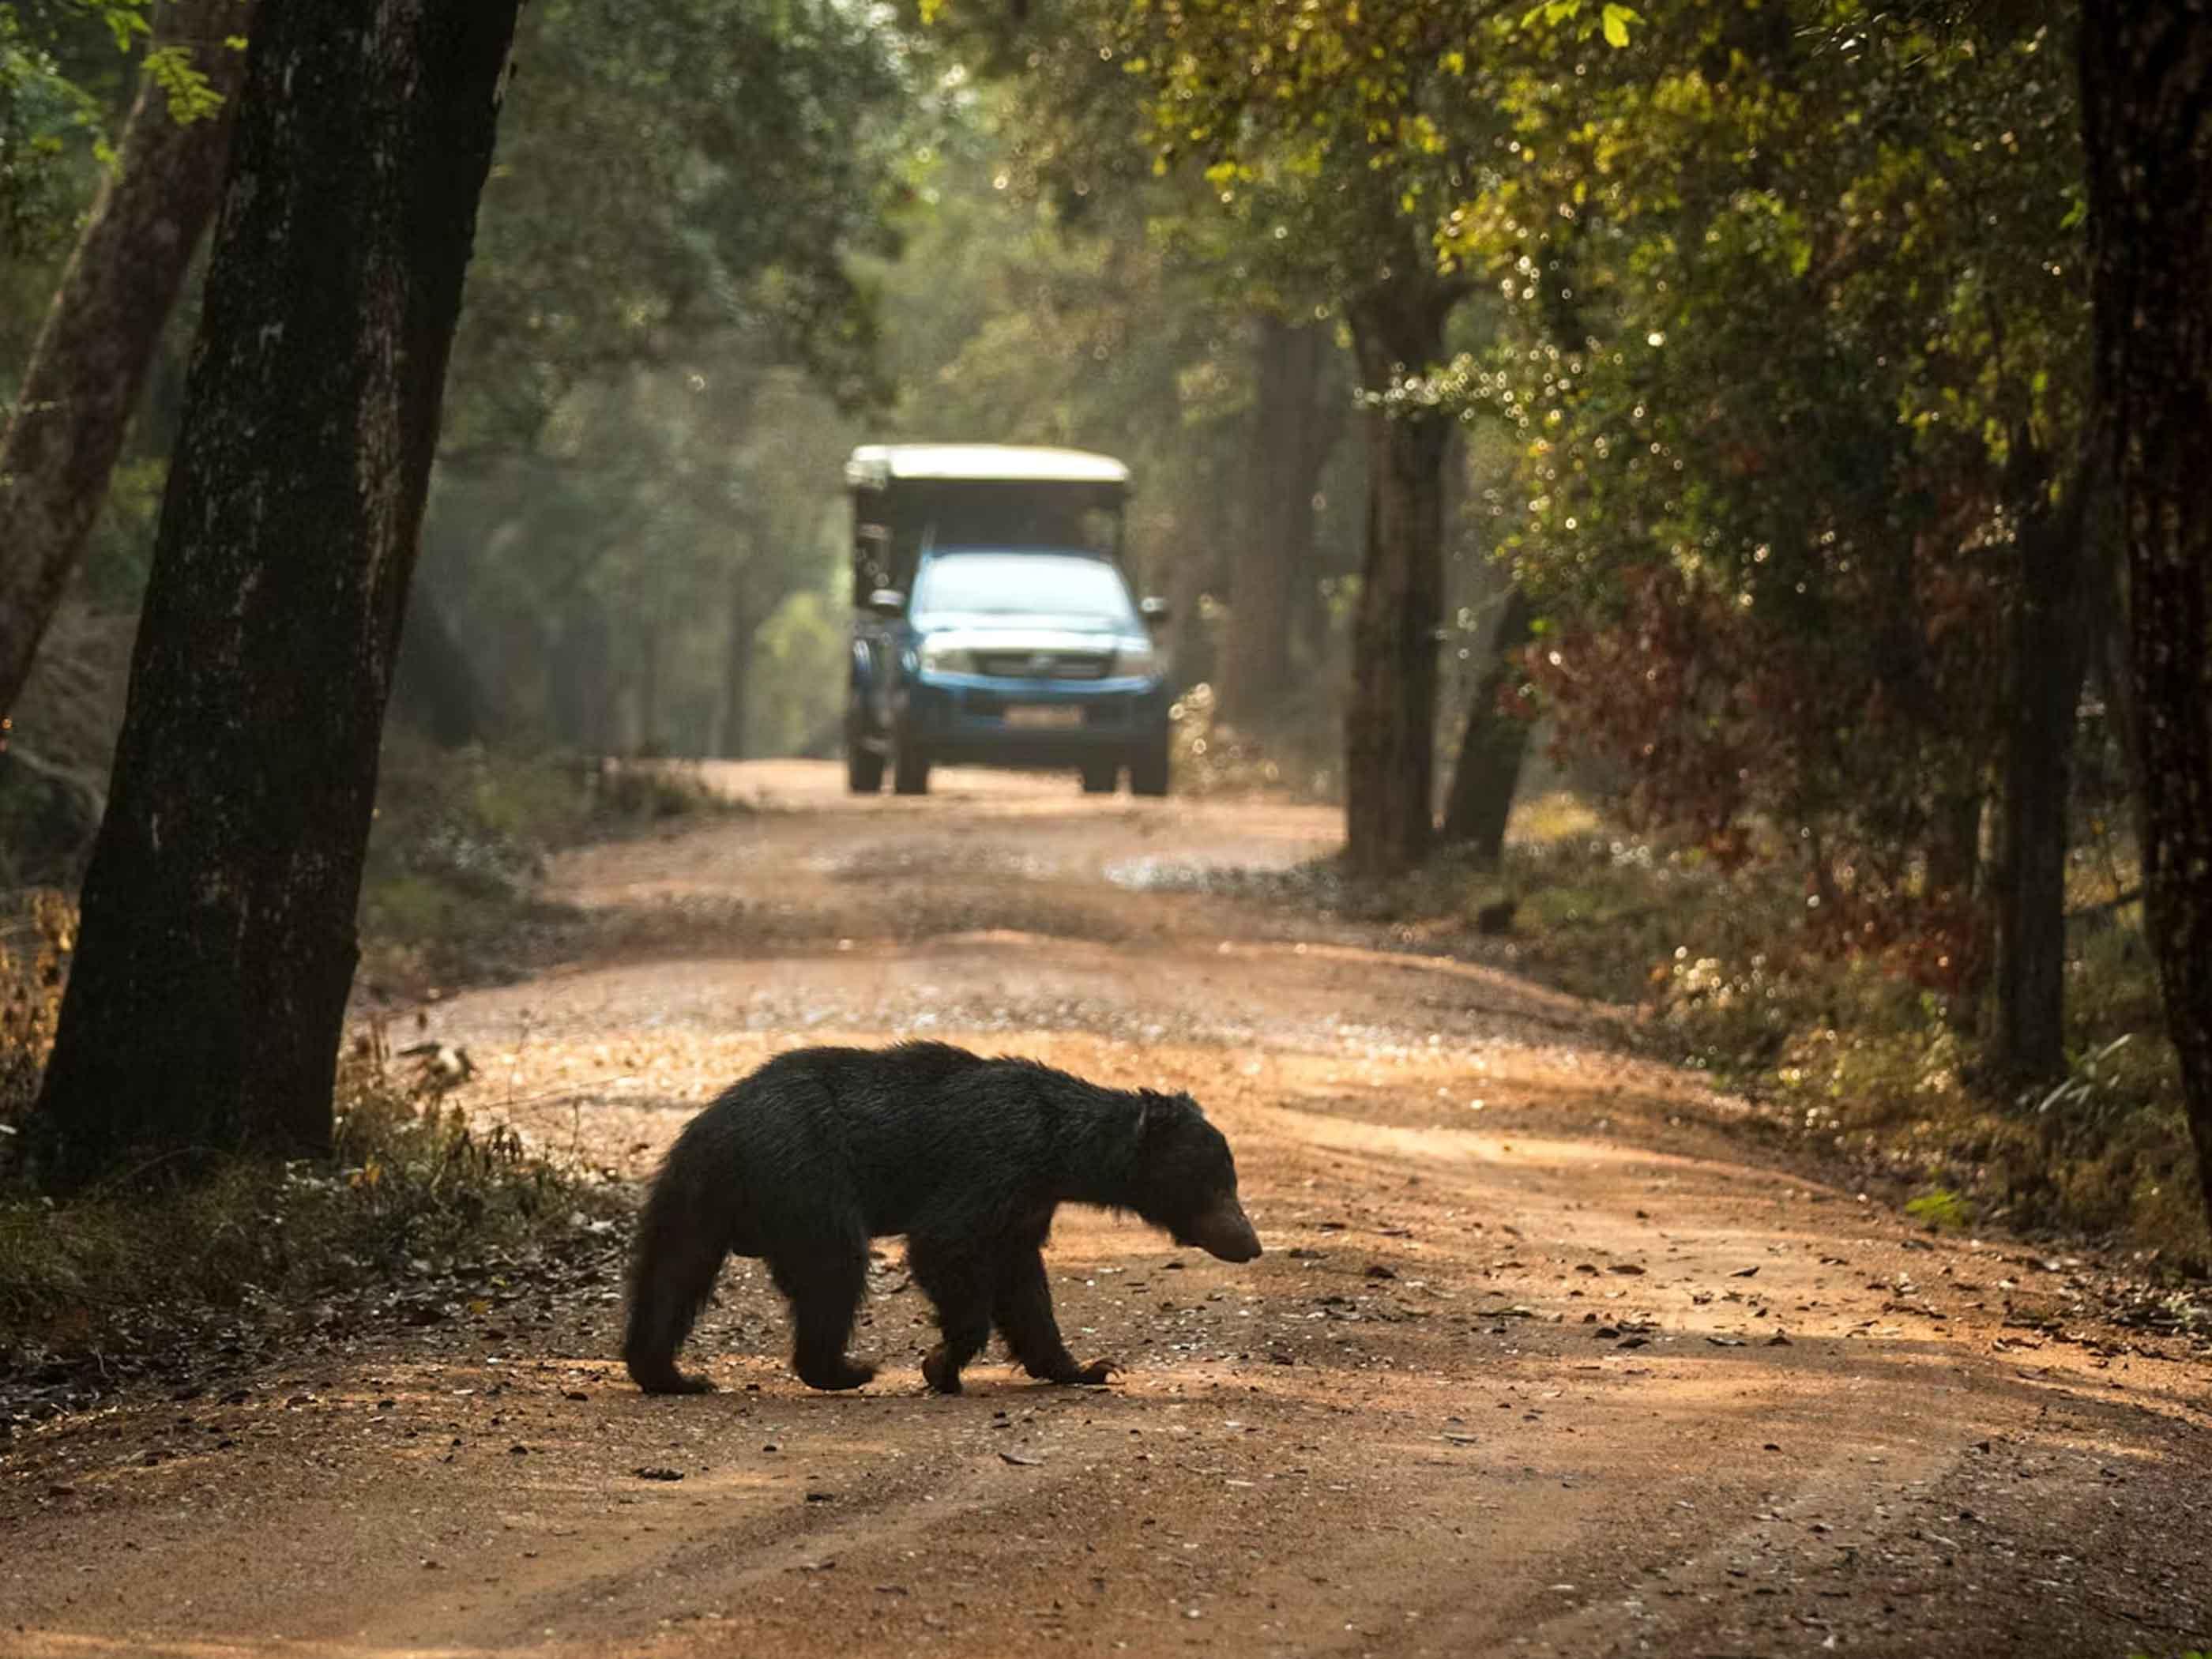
top-left (6, 763), bottom-right (2210, 1657)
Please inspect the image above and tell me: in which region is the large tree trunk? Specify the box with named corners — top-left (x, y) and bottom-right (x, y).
top-left (2081, 8), bottom-right (2212, 1216)
top-left (1219, 316), bottom-right (1329, 728)
top-left (0, 0), bottom-right (254, 725)
top-left (1343, 276), bottom-right (1459, 881)
top-left (1991, 458), bottom-right (2093, 1082)
top-left (1439, 585), bottom-right (1537, 862)
top-left (32, 0), bottom-right (523, 1186)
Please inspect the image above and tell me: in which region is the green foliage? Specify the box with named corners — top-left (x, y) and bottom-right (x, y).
top-left (135, 38), bottom-right (226, 123)
top-left (1905, 1187), bottom-right (1971, 1230)
top-left (1436, 7), bottom-right (2088, 931)
top-left (0, 0), bottom-right (228, 253)
top-left (444, 0), bottom-right (916, 450)
top-left (0, 2), bottom-right (110, 252)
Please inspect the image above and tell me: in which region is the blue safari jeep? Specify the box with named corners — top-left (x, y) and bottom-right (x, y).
top-left (843, 444), bottom-right (1172, 797)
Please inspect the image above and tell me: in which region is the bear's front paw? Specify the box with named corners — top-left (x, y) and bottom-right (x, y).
top-left (920, 1345), bottom-right (964, 1394)
top-left (634, 1367), bottom-right (717, 1396)
top-left (1059, 1357), bottom-right (1116, 1386)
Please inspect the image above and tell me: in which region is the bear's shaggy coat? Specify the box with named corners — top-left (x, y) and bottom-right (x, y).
top-left (624, 1042), bottom-right (1261, 1394)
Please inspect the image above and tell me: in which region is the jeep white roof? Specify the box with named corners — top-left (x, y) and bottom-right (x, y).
top-left (845, 444), bottom-right (1130, 490)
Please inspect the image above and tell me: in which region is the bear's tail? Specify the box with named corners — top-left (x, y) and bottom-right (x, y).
top-left (623, 1145), bottom-right (730, 1394)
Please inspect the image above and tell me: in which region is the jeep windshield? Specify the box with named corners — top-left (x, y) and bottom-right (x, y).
top-left (911, 551), bottom-right (1140, 629)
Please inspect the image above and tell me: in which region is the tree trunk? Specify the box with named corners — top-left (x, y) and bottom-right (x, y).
top-left (2081, 8), bottom-right (2212, 1216)
top-left (1925, 788), bottom-right (1984, 904)
top-left (0, 0), bottom-right (255, 725)
top-left (1992, 460), bottom-right (2092, 1082)
top-left (32, 0), bottom-right (524, 1186)
top-left (635, 602), bottom-right (664, 757)
top-left (390, 588), bottom-right (487, 747)
top-left (1291, 372), bottom-right (1350, 670)
top-left (719, 576), bottom-right (756, 762)
top-left (1219, 316), bottom-right (1327, 728)
top-left (1166, 493), bottom-right (1225, 694)
top-left (1439, 585), bottom-right (1537, 862)
top-left (551, 599), bottom-right (613, 752)
top-left (1343, 276), bottom-right (1460, 881)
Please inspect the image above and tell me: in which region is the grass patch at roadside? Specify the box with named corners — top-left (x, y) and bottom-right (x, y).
top-left (0, 878), bottom-right (626, 1403)
top-left (0, 1014), bottom-right (626, 1403)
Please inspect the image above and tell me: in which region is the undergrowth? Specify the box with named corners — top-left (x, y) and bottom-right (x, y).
top-left (360, 737), bottom-right (732, 994)
top-left (0, 1003), bottom-right (619, 1349)
top-left (1371, 794), bottom-right (2207, 1272)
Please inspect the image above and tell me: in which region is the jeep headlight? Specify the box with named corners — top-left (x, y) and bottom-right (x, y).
top-left (919, 639), bottom-right (977, 675)
top-left (1115, 637), bottom-right (1161, 679)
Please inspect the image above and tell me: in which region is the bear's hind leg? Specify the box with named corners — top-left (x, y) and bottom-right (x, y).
top-left (769, 1243), bottom-right (876, 1392)
top-left (994, 1243), bottom-right (1115, 1386)
top-left (624, 1177), bottom-right (729, 1394)
top-left (907, 1234), bottom-right (992, 1394)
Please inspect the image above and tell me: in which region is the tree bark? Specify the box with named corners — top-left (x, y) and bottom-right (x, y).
top-left (1219, 316), bottom-right (1329, 728)
top-left (32, 0), bottom-right (524, 1185)
top-left (1992, 458), bottom-right (2093, 1082)
top-left (0, 0), bottom-right (254, 726)
top-left (2080, 6), bottom-right (2212, 1216)
top-left (1439, 585), bottom-right (1537, 862)
top-left (1343, 275), bottom-right (1460, 881)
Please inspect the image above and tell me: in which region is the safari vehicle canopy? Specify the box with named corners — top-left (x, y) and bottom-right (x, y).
top-left (845, 443), bottom-right (1130, 606)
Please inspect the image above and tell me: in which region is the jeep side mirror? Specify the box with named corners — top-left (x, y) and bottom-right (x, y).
top-left (1138, 596), bottom-right (1170, 626)
top-left (866, 588), bottom-right (908, 619)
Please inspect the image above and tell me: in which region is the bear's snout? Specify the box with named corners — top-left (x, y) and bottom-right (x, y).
top-left (1189, 1195), bottom-right (1262, 1263)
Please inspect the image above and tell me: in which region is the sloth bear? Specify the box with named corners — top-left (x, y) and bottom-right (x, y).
top-left (623, 1042), bottom-right (1261, 1394)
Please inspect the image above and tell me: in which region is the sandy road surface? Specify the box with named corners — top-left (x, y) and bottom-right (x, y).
top-left (6, 762), bottom-right (2210, 1657)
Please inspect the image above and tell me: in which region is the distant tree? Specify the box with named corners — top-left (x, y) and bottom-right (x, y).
top-left (1098, 0), bottom-right (1505, 875)
top-left (1217, 316), bottom-right (1343, 731)
top-left (0, 0), bottom-right (250, 727)
top-left (33, 1), bottom-right (523, 1183)
top-left (1439, 586), bottom-right (1536, 862)
top-left (2079, 4), bottom-right (2212, 1216)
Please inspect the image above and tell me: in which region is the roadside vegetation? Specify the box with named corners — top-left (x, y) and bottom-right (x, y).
top-left (1360, 794), bottom-right (2204, 1271)
top-left (0, 965), bottom-right (623, 1378)
top-left (0, 743), bottom-right (708, 1367)
top-left (359, 737), bottom-right (731, 998)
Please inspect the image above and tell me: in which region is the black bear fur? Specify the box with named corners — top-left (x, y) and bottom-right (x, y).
top-left (623, 1041), bottom-right (1261, 1395)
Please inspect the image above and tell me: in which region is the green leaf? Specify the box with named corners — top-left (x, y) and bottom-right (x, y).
top-left (1601, 4), bottom-right (1640, 47)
